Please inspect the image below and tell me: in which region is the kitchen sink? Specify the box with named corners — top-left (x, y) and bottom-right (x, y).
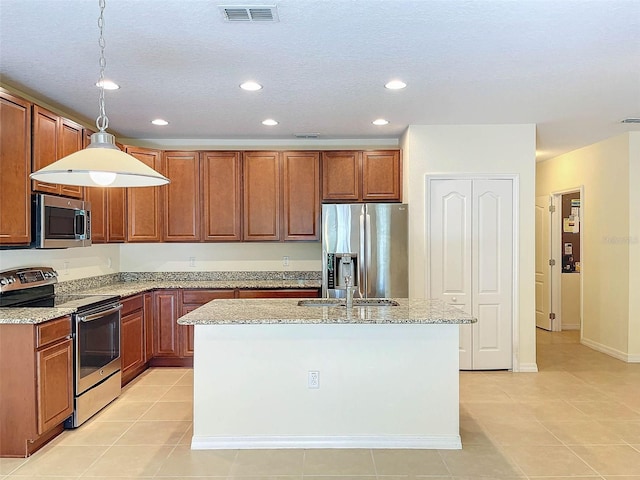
top-left (297, 299), bottom-right (399, 307)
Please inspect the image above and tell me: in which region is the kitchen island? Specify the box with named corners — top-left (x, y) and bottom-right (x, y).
top-left (178, 298), bottom-right (475, 450)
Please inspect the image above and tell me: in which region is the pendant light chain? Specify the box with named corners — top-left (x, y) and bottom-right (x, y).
top-left (96, 0), bottom-right (109, 132)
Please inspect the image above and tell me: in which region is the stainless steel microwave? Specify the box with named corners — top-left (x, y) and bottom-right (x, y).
top-left (32, 194), bottom-right (91, 248)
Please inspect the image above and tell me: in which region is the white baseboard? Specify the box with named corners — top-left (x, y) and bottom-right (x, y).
top-left (561, 323), bottom-right (580, 331)
top-left (516, 362), bottom-right (539, 373)
top-left (191, 434), bottom-right (462, 450)
top-left (581, 337), bottom-right (640, 363)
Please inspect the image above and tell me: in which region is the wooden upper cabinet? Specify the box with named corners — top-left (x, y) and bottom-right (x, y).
top-left (32, 106), bottom-right (83, 198)
top-left (32, 106), bottom-right (60, 196)
top-left (0, 89), bottom-right (31, 245)
top-left (243, 151), bottom-right (281, 241)
top-left (58, 118), bottom-right (83, 198)
top-left (201, 151), bottom-right (242, 241)
top-left (322, 150), bottom-right (401, 202)
top-left (282, 151), bottom-right (320, 241)
top-left (125, 146), bottom-right (162, 242)
top-left (361, 150), bottom-right (401, 201)
top-left (322, 151), bottom-right (361, 201)
top-left (162, 151), bottom-right (200, 242)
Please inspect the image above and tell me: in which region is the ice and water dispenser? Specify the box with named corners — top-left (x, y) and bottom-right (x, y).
top-left (324, 253), bottom-right (359, 297)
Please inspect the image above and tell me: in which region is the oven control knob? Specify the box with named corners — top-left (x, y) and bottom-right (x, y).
top-left (0, 278), bottom-right (8, 286)
top-left (8, 277), bottom-right (15, 284)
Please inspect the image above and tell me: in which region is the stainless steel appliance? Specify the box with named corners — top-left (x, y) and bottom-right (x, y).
top-left (0, 267), bottom-right (121, 428)
top-left (32, 194), bottom-right (92, 248)
top-left (322, 203), bottom-right (408, 298)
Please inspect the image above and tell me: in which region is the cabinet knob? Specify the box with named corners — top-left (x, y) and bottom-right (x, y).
top-left (452, 297), bottom-right (457, 302)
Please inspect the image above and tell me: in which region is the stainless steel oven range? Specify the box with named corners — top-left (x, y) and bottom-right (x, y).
top-left (0, 267), bottom-right (122, 428)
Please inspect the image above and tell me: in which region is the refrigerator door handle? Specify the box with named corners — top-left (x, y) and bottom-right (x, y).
top-left (366, 213), bottom-right (372, 295)
top-left (359, 212), bottom-right (366, 298)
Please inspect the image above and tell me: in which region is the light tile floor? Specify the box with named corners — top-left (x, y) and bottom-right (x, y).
top-left (2, 329), bottom-right (640, 479)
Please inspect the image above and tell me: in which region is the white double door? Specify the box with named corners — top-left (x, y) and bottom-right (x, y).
top-left (427, 177), bottom-right (514, 370)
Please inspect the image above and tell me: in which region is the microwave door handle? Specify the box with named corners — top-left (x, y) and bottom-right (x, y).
top-left (78, 304), bottom-right (123, 322)
top-left (74, 210), bottom-right (85, 238)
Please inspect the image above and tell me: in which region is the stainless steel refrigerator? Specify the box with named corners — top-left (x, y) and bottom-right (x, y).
top-left (322, 203), bottom-right (408, 298)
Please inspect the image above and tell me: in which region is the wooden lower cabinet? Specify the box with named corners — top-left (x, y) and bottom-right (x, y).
top-left (120, 294), bottom-right (147, 386)
top-left (236, 288), bottom-right (321, 298)
top-left (0, 316), bottom-right (73, 457)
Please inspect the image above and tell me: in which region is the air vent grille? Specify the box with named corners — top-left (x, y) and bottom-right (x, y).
top-left (621, 118), bottom-right (640, 124)
top-left (220, 5), bottom-right (279, 22)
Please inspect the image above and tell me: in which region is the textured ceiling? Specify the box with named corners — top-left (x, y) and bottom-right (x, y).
top-left (1, 0), bottom-right (639, 160)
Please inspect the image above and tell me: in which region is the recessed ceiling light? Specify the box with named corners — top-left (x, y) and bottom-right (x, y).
top-left (372, 118), bottom-right (389, 126)
top-left (151, 119), bottom-right (169, 126)
top-left (385, 80), bottom-right (406, 90)
top-left (96, 79), bottom-right (120, 90)
top-left (240, 81), bottom-right (263, 91)
top-left (262, 118), bottom-right (278, 126)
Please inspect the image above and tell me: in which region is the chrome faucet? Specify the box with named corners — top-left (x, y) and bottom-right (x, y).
top-left (344, 275), bottom-right (355, 308)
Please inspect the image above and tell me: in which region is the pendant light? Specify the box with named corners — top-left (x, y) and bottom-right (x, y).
top-left (29, 0), bottom-right (169, 187)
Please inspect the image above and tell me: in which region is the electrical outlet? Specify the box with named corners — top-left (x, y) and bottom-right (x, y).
top-left (282, 256), bottom-right (290, 267)
top-left (189, 256), bottom-right (196, 267)
top-left (308, 370), bottom-right (319, 389)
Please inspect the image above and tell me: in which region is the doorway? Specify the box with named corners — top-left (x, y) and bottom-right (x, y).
top-left (535, 187), bottom-right (583, 333)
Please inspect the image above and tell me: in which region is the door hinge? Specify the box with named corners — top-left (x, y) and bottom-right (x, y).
top-left (549, 204), bottom-right (556, 213)
top-left (549, 312), bottom-right (556, 320)
top-left (549, 258), bottom-right (556, 266)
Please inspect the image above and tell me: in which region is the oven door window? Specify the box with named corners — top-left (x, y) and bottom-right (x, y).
top-left (77, 308), bottom-right (120, 394)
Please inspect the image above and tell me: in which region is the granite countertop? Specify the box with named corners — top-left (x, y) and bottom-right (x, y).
top-left (0, 277), bottom-right (321, 325)
top-left (177, 298), bottom-right (477, 325)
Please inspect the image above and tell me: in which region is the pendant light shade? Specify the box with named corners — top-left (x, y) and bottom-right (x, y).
top-left (29, 0), bottom-right (169, 188)
top-left (30, 132), bottom-right (169, 187)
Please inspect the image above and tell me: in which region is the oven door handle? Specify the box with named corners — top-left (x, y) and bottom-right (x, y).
top-left (78, 304), bottom-right (122, 322)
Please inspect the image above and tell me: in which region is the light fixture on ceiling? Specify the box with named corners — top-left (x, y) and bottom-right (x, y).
top-left (29, 0), bottom-right (169, 188)
top-left (240, 81), bottom-right (263, 91)
top-left (95, 79), bottom-right (119, 90)
top-left (372, 118), bottom-right (389, 126)
top-left (385, 80), bottom-right (406, 90)
top-left (151, 119), bottom-right (169, 126)
top-left (262, 118), bottom-right (278, 126)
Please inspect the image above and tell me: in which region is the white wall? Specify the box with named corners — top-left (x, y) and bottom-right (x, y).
top-left (0, 244), bottom-right (120, 281)
top-left (119, 242), bottom-right (321, 272)
top-left (537, 133), bottom-right (638, 360)
top-left (401, 124), bottom-right (537, 371)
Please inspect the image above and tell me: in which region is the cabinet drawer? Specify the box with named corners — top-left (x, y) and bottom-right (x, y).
top-left (121, 294), bottom-right (143, 316)
top-left (36, 316), bottom-right (71, 348)
top-left (181, 289), bottom-right (234, 305)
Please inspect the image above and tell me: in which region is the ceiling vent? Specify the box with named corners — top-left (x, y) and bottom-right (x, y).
top-left (294, 133), bottom-right (320, 139)
top-left (621, 118), bottom-right (640, 124)
top-left (220, 5), bottom-right (279, 22)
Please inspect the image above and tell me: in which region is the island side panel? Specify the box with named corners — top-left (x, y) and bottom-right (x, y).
top-left (192, 323), bottom-right (461, 449)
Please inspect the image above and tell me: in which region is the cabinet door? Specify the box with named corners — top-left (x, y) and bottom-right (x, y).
top-left (121, 309), bottom-right (145, 384)
top-left (179, 306), bottom-right (197, 357)
top-left (163, 151), bottom-right (200, 241)
top-left (321, 151), bottom-right (361, 201)
top-left (0, 90), bottom-right (31, 245)
top-left (58, 118), bottom-right (83, 198)
top-left (201, 151), bottom-right (242, 241)
top-left (361, 150), bottom-right (401, 202)
top-left (243, 152), bottom-right (281, 241)
top-left (126, 146), bottom-right (162, 242)
top-left (85, 187), bottom-right (106, 243)
top-left (107, 188), bottom-right (127, 242)
top-left (32, 106), bottom-right (60, 195)
top-left (36, 339), bottom-right (73, 434)
top-left (153, 290), bottom-right (179, 357)
top-left (282, 151), bottom-right (320, 241)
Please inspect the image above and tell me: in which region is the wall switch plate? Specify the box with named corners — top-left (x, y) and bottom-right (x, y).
top-left (308, 370), bottom-right (319, 389)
